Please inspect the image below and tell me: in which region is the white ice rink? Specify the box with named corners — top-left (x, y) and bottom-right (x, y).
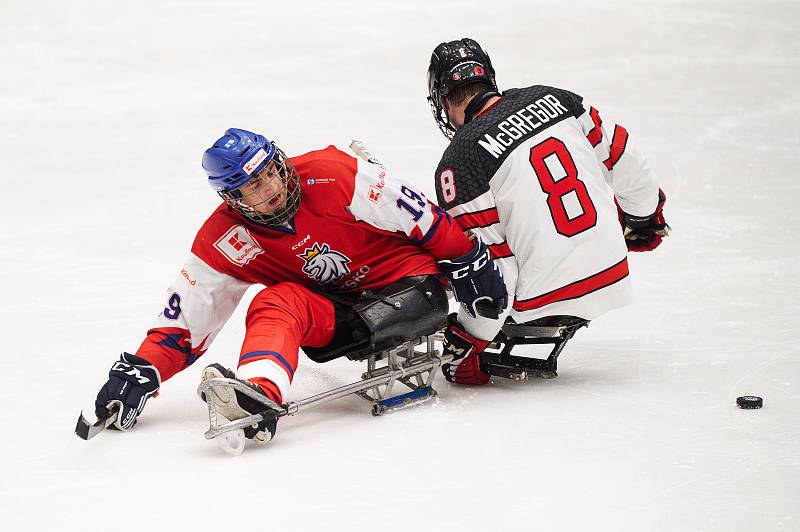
top-left (1, 1), bottom-right (798, 530)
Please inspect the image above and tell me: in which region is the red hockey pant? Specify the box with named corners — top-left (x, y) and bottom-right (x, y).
top-left (236, 282), bottom-right (336, 403)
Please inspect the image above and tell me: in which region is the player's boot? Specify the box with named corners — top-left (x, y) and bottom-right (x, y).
top-left (200, 363), bottom-right (279, 443)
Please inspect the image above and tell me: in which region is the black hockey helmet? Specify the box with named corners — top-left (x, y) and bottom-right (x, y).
top-left (427, 38), bottom-right (498, 138)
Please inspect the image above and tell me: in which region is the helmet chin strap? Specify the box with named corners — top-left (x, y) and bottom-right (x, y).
top-left (463, 90), bottom-right (501, 125)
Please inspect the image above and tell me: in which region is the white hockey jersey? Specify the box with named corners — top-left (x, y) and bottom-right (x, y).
top-left (434, 86), bottom-right (661, 340)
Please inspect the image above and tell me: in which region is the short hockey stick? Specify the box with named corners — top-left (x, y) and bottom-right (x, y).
top-left (74, 408), bottom-right (118, 440)
top-left (349, 139), bottom-right (383, 166)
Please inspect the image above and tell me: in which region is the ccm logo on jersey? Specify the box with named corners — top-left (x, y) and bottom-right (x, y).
top-left (214, 225), bottom-right (264, 267)
top-left (291, 234), bottom-right (312, 250)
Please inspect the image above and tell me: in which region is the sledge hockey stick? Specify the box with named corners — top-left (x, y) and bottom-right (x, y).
top-left (74, 407), bottom-right (119, 440)
top-left (349, 140), bottom-right (383, 166)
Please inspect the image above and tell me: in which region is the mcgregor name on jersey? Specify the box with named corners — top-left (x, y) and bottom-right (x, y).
top-left (478, 94), bottom-right (569, 159)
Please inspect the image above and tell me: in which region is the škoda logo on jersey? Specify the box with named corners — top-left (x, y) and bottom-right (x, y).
top-left (214, 225), bottom-right (264, 266)
top-left (297, 242), bottom-right (351, 284)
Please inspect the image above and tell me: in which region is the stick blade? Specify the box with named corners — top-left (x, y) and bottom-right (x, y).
top-left (349, 140), bottom-right (383, 166)
top-left (74, 411), bottom-right (115, 440)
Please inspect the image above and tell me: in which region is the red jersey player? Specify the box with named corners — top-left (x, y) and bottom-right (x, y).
top-left (91, 128), bottom-right (507, 443)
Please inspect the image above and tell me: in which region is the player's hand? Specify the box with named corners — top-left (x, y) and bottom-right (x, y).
top-left (441, 316), bottom-right (491, 385)
top-left (619, 189), bottom-right (670, 252)
top-left (95, 353), bottom-right (160, 431)
top-left (438, 236), bottom-right (508, 319)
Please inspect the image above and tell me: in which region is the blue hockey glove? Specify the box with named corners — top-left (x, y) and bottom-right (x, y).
top-left (438, 236), bottom-right (508, 319)
top-left (95, 353), bottom-right (160, 431)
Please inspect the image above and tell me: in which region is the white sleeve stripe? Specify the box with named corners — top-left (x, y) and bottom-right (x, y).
top-left (446, 189), bottom-right (496, 217)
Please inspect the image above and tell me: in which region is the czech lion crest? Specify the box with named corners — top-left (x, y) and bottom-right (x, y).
top-left (297, 242), bottom-right (351, 284)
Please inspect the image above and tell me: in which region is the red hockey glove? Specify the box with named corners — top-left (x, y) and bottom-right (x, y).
top-left (441, 318), bottom-right (491, 385)
top-left (617, 189), bottom-right (670, 252)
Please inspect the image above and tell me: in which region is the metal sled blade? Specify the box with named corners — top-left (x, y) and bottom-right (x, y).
top-left (197, 376), bottom-right (285, 441)
top-left (198, 377), bottom-right (286, 414)
top-left (196, 335), bottom-right (451, 449)
top-left (371, 386), bottom-right (437, 416)
top-left (74, 410), bottom-right (117, 440)
top-left (482, 318), bottom-right (589, 380)
top-left (282, 342), bottom-right (453, 416)
top-left (203, 413), bottom-right (265, 440)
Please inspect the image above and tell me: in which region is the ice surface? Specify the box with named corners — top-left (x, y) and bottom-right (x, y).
top-left (1, 1), bottom-right (798, 530)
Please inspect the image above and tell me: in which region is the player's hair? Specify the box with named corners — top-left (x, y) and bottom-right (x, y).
top-left (445, 81), bottom-right (495, 107)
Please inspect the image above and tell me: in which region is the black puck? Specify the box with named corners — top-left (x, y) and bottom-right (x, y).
top-left (736, 396), bottom-right (763, 409)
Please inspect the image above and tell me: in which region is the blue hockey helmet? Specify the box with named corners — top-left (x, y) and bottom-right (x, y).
top-left (202, 128), bottom-right (300, 225)
top-left (203, 128), bottom-right (275, 192)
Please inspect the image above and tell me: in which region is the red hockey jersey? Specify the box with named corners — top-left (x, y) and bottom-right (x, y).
top-left (136, 146), bottom-right (471, 381)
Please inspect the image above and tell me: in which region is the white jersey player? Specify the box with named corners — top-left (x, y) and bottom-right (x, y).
top-left (426, 38), bottom-right (670, 384)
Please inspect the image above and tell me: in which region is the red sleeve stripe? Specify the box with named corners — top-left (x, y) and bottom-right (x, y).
top-left (603, 125), bottom-right (629, 171)
top-left (454, 207), bottom-right (500, 230)
top-left (488, 242), bottom-right (513, 259)
top-left (513, 258), bottom-right (629, 312)
top-left (586, 107), bottom-right (603, 147)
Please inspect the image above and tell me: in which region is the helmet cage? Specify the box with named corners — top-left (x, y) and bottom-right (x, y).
top-left (219, 145), bottom-right (301, 226)
top-left (427, 66), bottom-right (456, 139)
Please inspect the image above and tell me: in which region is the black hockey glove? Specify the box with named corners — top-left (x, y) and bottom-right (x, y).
top-left (618, 189), bottom-right (670, 252)
top-left (95, 353), bottom-right (160, 431)
top-left (438, 237), bottom-right (508, 319)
